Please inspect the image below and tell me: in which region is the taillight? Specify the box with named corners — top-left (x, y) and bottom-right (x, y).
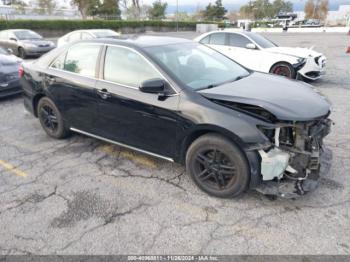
top-left (19, 66), bottom-right (24, 78)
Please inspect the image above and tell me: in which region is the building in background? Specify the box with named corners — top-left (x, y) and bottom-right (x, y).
top-left (326, 5), bottom-right (350, 26)
top-left (294, 5), bottom-right (350, 26)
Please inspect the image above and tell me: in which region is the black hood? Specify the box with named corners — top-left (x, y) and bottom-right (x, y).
top-left (199, 72), bottom-right (330, 121)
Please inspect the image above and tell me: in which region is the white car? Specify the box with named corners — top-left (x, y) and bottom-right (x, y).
top-left (0, 47), bottom-right (22, 63)
top-left (194, 30), bottom-right (326, 81)
top-left (57, 29), bottom-right (121, 48)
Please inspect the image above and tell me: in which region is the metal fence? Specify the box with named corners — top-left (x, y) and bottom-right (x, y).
top-left (0, 5), bottom-right (82, 20)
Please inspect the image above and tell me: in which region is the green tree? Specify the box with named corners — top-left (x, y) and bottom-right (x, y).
top-left (148, 0), bottom-right (167, 19)
top-left (37, 0), bottom-right (56, 15)
top-left (239, 0), bottom-right (292, 19)
top-left (12, 0), bottom-right (27, 14)
top-left (94, 0), bottom-right (121, 19)
top-left (71, 0), bottom-right (98, 18)
top-left (272, 0), bottom-right (293, 16)
top-left (203, 0), bottom-right (227, 21)
top-left (304, 0), bottom-right (329, 20)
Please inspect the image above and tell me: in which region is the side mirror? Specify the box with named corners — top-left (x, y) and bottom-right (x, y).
top-left (246, 43), bottom-right (257, 50)
top-left (139, 78), bottom-right (165, 94)
top-left (9, 37), bottom-right (17, 42)
top-left (7, 48), bottom-right (13, 54)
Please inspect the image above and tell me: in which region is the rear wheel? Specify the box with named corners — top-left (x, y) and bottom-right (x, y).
top-left (18, 47), bottom-right (26, 59)
top-left (270, 62), bottom-right (296, 79)
top-left (37, 97), bottom-right (70, 139)
top-left (186, 134), bottom-right (250, 198)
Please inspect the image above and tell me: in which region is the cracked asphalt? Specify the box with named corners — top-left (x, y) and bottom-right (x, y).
top-left (0, 32), bottom-right (349, 255)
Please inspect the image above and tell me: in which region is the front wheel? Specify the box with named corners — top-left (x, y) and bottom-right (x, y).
top-left (270, 62), bottom-right (296, 79)
top-left (37, 97), bottom-right (70, 139)
top-left (186, 134), bottom-right (250, 198)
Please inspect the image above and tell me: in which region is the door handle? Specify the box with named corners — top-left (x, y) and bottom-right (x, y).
top-left (97, 89), bottom-right (111, 99)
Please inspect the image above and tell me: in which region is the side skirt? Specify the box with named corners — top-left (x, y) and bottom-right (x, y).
top-left (70, 127), bottom-right (175, 163)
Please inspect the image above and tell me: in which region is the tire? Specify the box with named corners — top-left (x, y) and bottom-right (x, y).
top-left (37, 97), bottom-right (70, 139)
top-left (186, 134), bottom-right (250, 198)
top-left (270, 62), bottom-right (296, 79)
top-left (18, 47), bottom-right (26, 59)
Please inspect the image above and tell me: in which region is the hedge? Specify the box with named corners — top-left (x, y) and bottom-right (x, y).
top-left (0, 20), bottom-right (224, 31)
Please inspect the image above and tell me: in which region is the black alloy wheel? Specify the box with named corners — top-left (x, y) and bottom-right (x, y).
top-left (186, 134), bottom-right (250, 198)
top-left (37, 97), bottom-right (70, 139)
top-left (40, 105), bottom-right (58, 133)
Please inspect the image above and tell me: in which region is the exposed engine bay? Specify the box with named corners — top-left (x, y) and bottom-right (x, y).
top-left (202, 80), bottom-right (333, 198)
top-left (256, 116), bottom-right (333, 198)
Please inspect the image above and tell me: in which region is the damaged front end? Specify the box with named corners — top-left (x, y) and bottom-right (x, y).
top-left (256, 116), bottom-right (333, 198)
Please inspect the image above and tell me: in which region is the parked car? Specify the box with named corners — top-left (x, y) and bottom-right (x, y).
top-left (0, 29), bottom-right (55, 59)
top-left (194, 31), bottom-right (326, 81)
top-left (21, 37), bottom-right (332, 198)
top-left (57, 29), bottom-right (121, 47)
top-left (0, 47), bottom-right (22, 98)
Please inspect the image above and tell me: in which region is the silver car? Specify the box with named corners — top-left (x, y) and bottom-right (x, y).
top-left (0, 29), bottom-right (55, 59)
top-left (57, 29), bottom-right (120, 47)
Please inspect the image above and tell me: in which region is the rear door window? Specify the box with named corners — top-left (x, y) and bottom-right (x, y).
top-left (208, 33), bottom-right (226, 45)
top-left (62, 44), bottom-right (101, 77)
top-left (199, 36), bottom-right (210, 44)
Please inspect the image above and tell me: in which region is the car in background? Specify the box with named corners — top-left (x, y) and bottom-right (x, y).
top-left (195, 30), bottom-right (326, 81)
top-left (0, 46), bottom-right (22, 63)
top-left (57, 29), bottom-right (121, 47)
top-left (21, 37), bottom-right (332, 198)
top-left (0, 29), bottom-right (55, 59)
top-left (0, 47), bottom-right (22, 98)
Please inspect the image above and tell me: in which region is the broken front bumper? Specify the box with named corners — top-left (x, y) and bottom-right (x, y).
top-left (297, 55), bottom-right (327, 81)
top-left (254, 118), bottom-right (332, 198)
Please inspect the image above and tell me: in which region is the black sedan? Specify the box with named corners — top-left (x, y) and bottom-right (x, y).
top-left (20, 36), bottom-right (332, 198)
top-left (0, 47), bottom-right (22, 98)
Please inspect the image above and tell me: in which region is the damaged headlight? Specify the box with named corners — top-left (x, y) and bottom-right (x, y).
top-left (257, 124), bottom-right (295, 147)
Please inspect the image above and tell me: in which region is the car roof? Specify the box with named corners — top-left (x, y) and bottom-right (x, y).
top-left (206, 30), bottom-right (256, 36)
top-left (81, 35), bottom-right (193, 48)
top-left (69, 29), bottom-right (116, 33)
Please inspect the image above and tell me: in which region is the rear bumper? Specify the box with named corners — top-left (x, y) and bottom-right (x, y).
top-left (0, 80), bottom-right (22, 98)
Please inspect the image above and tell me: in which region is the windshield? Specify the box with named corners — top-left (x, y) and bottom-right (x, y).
top-left (14, 30), bottom-right (42, 40)
top-left (145, 43), bottom-right (250, 91)
top-left (245, 32), bottom-right (277, 49)
top-left (92, 30), bottom-right (119, 38)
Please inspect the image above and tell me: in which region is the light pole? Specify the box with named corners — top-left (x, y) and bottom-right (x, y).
top-left (176, 0), bottom-right (179, 32)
